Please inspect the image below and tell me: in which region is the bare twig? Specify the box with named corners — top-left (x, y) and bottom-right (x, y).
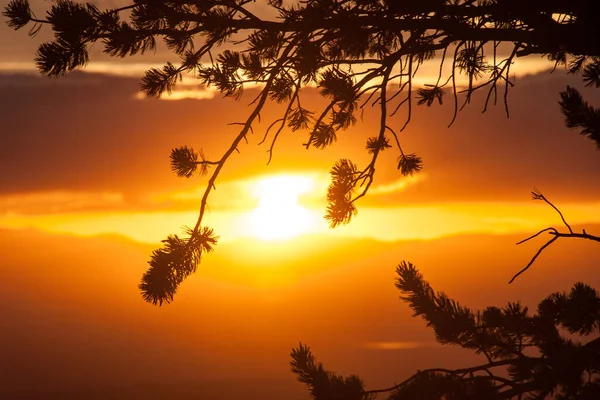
top-left (516, 227), bottom-right (558, 245)
top-left (510, 235), bottom-right (559, 284)
top-left (531, 187), bottom-right (573, 233)
top-left (510, 189), bottom-right (600, 283)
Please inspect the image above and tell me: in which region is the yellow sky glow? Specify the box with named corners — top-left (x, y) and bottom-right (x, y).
top-left (1, 173), bottom-right (600, 245)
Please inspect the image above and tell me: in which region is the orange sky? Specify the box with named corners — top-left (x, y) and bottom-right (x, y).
top-left (2, 228), bottom-right (600, 398)
top-left (0, 70), bottom-right (599, 245)
top-left (1, 2), bottom-right (600, 398)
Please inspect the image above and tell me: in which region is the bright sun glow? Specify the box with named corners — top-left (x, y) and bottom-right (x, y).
top-left (249, 175), bottom-right (315, 240)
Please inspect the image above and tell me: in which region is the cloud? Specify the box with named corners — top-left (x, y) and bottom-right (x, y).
top-left (135, 86), bottom-right (217, 101)
top-left (368, 174), bottom-right (426, 196)
top-left (0, 71), bottom-right (238, 196)
top-left (0, 62), bottom-right (228, 101)
top-left (1, 68), bottom-right (599, 208)
top-left (0, 190), bottom-right (124, 214)
top-left (363, 341), bottom-right (439, 350)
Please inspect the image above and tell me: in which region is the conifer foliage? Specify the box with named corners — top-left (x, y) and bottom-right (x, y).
top-left (291, 262), bottom-right (600, 400)
top-left (4, 0), bottom-right (600, 303)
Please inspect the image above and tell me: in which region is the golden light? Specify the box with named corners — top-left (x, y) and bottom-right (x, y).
top-left (249, 175), bottom-right (316, 240)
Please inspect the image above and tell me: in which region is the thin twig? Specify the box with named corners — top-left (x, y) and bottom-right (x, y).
top-left (510, 188), bottom-right (600, 283)
top-left (509, 236), bottom-right (558, 284)
top-left (531, 188), bottom-right (573, 233)
top-left (516, 227), bottom-right (558, 245)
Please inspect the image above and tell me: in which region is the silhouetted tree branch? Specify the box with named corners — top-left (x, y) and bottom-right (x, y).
top-left (292, 262), bottom-right (600, 399)
top-left (5, 0), bottom-right (600, 303)
top-left (559, 85), bottom-right (600, 149)
top-left (509, 188), bottom-right (600, 284)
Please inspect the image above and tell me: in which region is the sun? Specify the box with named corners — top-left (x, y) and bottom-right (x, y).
top-left (249, 175), bottom-right (315, 240)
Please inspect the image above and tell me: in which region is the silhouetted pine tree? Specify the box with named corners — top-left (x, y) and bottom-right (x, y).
top-left (291, 262), bottom-right (600, 400)
top-left (4, 0), bottom-right (600, 303)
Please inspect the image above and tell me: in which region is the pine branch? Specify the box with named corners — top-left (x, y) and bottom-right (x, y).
top-left (559, 86), bottom-right (600, 150)
top-left (359, 264), bottom-right (600, 399)
top-left (364, 359), bottom-right (524, 396)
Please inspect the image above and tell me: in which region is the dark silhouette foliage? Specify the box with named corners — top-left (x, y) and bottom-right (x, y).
top-left (291, 343), bottom-right (367, 400)
top-left (140, 227), bottom-right (218, 305)
top-left (4, 0), bottom-right (600, 303)
top-left (559, 86), bottom-right (600, 149)
top-left (291, 262), bottom-right (600, 400)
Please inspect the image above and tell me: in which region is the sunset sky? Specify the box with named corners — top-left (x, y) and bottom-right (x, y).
top-left (2, 1), bottom-right (600, 399)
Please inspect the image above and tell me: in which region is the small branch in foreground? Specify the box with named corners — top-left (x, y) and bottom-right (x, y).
top-left (510, 235), bottom-right (559, 284)
top-left (531, 187), bottom-right (573, 233)
top-left (509, 189), bottom-right (600, 284)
